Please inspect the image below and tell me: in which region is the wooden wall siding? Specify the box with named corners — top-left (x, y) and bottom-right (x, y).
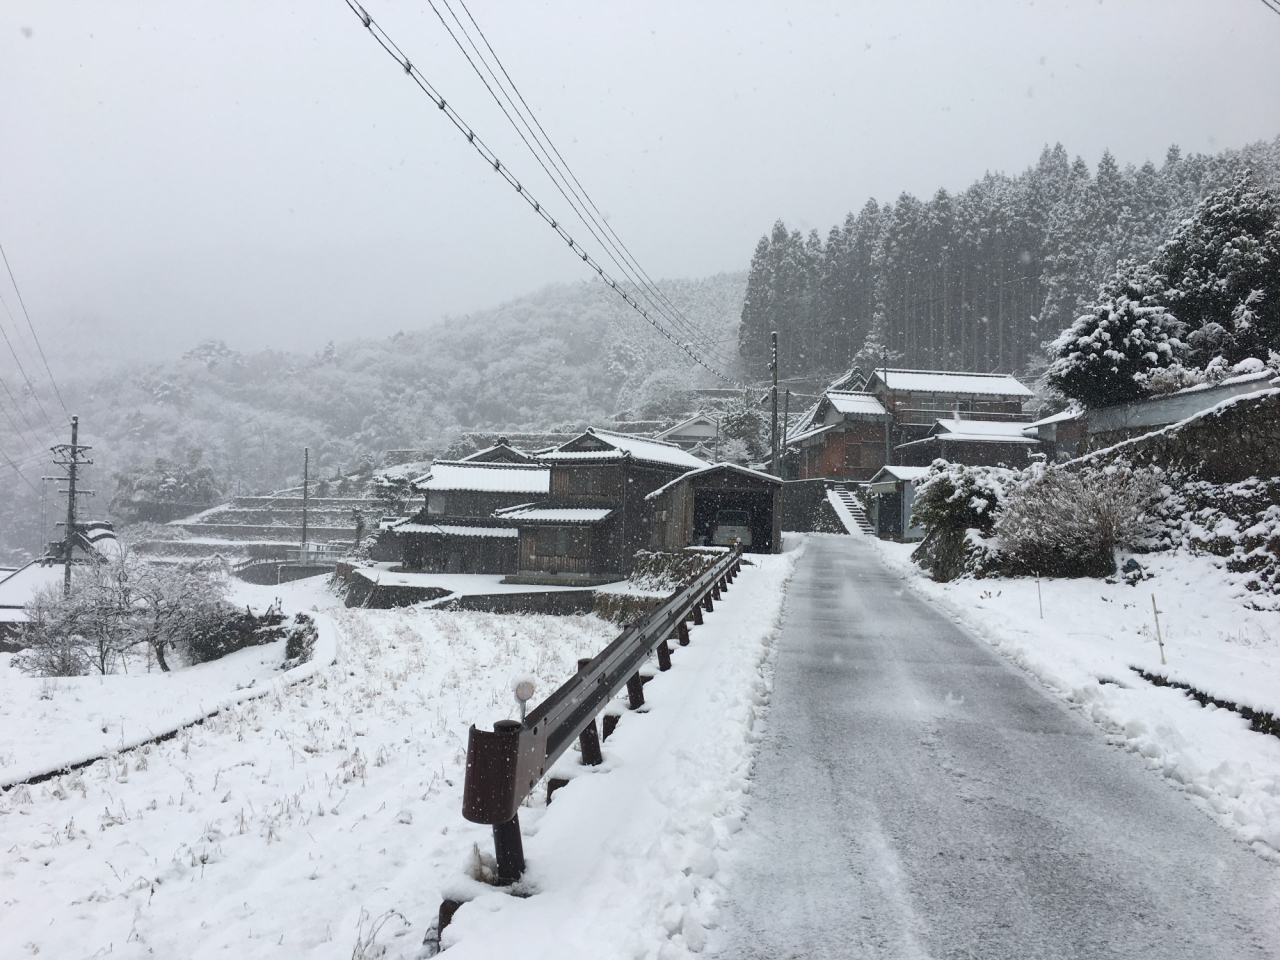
top-left (799, 422), bottom-right (886, 481)
top-left (402, 533), bottom-right (518, 574)
top-left (551, 465), bottom-right (623, 501)
top-left (519, 527), bottom-right (592, 574)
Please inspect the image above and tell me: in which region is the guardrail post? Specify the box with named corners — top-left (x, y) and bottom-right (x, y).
top-left (627, 672), bottom-right (645, 709)
top-left (492, 813), bottom-right (525, 883)
top-left (692, 604), bottom-right (703, 625)
top-left (703, 591), bottom-right (714, 613)
top-left (711, 580), bottom-right (722, 601)
top-left (677, 622), bottom-right (690, 646)
top-left (657, 639), bottom-right (672, 671)
top-left (579, 717), bottom-right (603, 765)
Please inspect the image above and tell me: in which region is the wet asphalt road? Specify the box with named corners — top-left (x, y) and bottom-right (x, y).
top-left (717, 535), bottom-right (1280, 959)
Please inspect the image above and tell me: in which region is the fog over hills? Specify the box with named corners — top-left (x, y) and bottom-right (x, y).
top-left (0, 271), bottom-right (746, 560)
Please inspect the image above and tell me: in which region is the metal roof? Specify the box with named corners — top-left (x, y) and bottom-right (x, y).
top-left (870, 368), bottom-right (1034, 399)
top-left (543, 429), bottom-right (707, 470)
top-left (414, 462), bottom-right (550, 494)
top-left (825, 391), bottom-right (890, 418)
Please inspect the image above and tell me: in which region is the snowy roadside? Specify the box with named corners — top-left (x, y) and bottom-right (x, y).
top-left (0, 579), bottom-right (341, 789)
top-left (865, 536), bottom-right (1280, 855)
top-left (0, 543), bottom-right (800, 960)
top-left (440, 537), bottom-right (803, 959)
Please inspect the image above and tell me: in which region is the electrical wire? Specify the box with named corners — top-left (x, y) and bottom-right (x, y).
top-left (452, 0), bottom-right (739, 366)
top-left (1257, 0), bottom-right (1280, 17)
top-left (339, 0), bottom-right (739, 383)
top-left (441, 0), bottom-right (739, 368)
top-left (0, 244), bottom-right (68, 417)
top-left (429, 0), bottom-right (738, 368)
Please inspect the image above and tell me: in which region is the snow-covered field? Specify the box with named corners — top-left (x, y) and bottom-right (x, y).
top-left (0, 543), bottom-right (801, 959)
top-left (867, 537), bottom-right (1280, 856)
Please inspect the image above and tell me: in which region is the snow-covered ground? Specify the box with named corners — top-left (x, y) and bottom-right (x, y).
top-left (0, 542), bottom-right (801, 959)
top-left (0, 578), bottom-right (340, 787)
top-left (867, 537), bottom-right (1280, 856)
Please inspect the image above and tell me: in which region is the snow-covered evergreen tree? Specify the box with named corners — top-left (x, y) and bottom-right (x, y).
top-left (1046, 262), bottom-right (1185, 407)
top-left (1154, 173), bottom-right (1280, 364)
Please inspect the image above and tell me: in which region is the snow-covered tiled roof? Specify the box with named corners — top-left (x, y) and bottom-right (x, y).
top-left (0, 562), bottom-right (63, 611)
top-left (786, 422), bottom-right (839, 446)
top-left (924, 419), bottom-right (1040, 443)
top-left (825, 391), bottom-right (889, 418)
top-left (390, 522), bottom-right (518, 538)
top-left (871, 368), bottom-right (1034, 399)
top-left (654, 412), bottom-right (718, 441)
top-left (498, 506), bottom-right (614, 524)
top-left (543, 429), bottom-right (707, 470)
top-left (645, 462), bottom-right (781, 501)
top-left (414, 462), bottom-right (550, 494)
top-left (1025, 408), bottom-right (1082, 429)
top-left (869, 465), bottom-right (932, 483)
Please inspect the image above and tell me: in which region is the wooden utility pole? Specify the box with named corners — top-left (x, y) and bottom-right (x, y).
top-left (51, 416), bottom-right (93, 598)
top-left (769, 331), bottom-right (779, 476)
top-left (301, 446), bottom-right (310, 547)
top-left (781, 388), bottom-right (791, 479)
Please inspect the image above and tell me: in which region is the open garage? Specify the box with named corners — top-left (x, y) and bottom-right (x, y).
top-left (648, 463), bottom-right (782, 554)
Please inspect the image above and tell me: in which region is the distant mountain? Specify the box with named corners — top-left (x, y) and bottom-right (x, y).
top-left (0, 272), bottom-right (747, 561)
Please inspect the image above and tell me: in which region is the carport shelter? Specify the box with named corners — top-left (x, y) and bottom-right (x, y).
top-left (646, 463), bottom-right (782, 553)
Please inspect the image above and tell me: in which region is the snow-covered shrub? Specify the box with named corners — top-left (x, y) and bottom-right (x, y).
top-left (910, 460), bottom-right (1018, 581)
top-left (628, 549), bottom-right (721, 593)
top-left (1047, 261), bottom-right (1186, 408)
top-left (996, 462), bottom-right (1162, 578)
top-left (14, 585), bottom-right (92, 677)
top-left (182, 600), bottom-right (288, 665)
top-left (282, 613), bottom-right (318, 669)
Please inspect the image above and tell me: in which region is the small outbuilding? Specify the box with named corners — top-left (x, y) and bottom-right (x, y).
top-left (895, 418), bottom-right (1041, 468)
top-left (866, 465), bottom-right (931, 541)
top-left (646, 462), bottom-right (783, 554)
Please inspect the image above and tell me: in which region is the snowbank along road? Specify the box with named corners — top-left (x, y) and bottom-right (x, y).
top-left (716, 535), bottom-right (1280, 960)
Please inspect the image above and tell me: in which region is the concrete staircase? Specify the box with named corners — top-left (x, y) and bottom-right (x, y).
top-left (828, 483), bottom-right (875, 535)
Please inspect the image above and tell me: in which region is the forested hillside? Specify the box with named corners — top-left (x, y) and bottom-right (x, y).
top-left (738, 137), bottom-right (1280, 380)
top-left (0, 273), bottom-right (745, 562)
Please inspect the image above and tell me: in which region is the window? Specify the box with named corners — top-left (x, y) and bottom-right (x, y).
top-left (555, 527), bottom-right (569, 556)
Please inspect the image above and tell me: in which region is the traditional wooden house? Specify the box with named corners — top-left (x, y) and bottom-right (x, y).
top-left (895, 418), bottom-right (1041, 467)
top-left (645, 463), bottom-right (782, 554)
top-left (501, 428), bottom-right (706, 585)
top-left (381, 460), bottom-right (549, 574)
top-left (790, 367), bottom-right (1036, 477)
top-left (653, 412), bottom-right (719, 451)
top-left (862, 368), bottom-right (1035, 446)
top-left (788, 390), bottom-right (891, 481)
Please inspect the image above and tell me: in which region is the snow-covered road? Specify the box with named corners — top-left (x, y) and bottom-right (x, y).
top-left (716, 535), bottom-right (1280, 959)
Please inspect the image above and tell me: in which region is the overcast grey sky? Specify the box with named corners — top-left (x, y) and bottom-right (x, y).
top-left (2, 0), bottom-right (1278, 362)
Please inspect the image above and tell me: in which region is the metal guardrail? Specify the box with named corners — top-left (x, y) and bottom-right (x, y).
top-left (460, 545), bottom-right (744, 884)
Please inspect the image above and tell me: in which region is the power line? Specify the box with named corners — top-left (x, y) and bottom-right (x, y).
top-left (0, 244), bottom-right (68, 416)
top-left (442, 0), bottom-right (739, 368)
top-left (427, 0), bottom-right (738, 369)
top-left (1257, 0), bottom-right (1280, 17)
top-left (452, 0), bottom-right (738, 366)
top-left (340, 0), bottom-right (739, 383)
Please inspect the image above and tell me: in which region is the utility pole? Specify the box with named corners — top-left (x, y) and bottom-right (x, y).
top-left (769, 331), bottom-right (779, 476)
top-left (781, 388), bottom-right (791, 480)
top-left (301, 447), bottom-right (309, 548)
top-left (51, 416), bottom-right (93, 598)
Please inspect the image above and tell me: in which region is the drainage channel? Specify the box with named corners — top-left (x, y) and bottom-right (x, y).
top-left (1130, 666), bottom-right (1280, 741)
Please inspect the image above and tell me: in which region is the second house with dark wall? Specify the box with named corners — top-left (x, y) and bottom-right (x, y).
top-left (381, 458), bottom-right (550, 574)
top-left (500, 429), bottom-right (708, 585)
